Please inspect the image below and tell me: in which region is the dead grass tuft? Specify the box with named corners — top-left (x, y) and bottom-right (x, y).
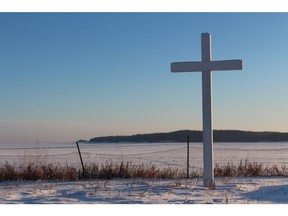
top-left (0, 159), bottom-right (286, 181)
top-left (214, 159), bottom-right (287, 177)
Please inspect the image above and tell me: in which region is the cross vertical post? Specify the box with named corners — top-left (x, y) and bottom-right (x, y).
top-left (201, 33), bottom-right (214, 187)
top-left (170, 32), bottom-right (243, 188)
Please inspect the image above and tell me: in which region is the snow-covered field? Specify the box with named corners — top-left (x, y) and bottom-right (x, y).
top-left (1, 142), bottom-right (288, 171)
top-left (1, 142), bottom-right (288, 205)
top-left (1, 177), bottom-right (288, 204)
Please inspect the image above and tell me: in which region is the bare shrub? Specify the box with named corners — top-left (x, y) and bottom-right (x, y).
top-left (214, 159), bottom-right (284, 177)
top-left (214, 163), bottom-right (237, 177)
top-left (0, 162), bottom-right (17, 181)
top-left (264, 165), bottom-right (283, 176)
top-left (239, 160), bottom-right (264, 176)
top-left (0, 159), bottom-right (287, 181)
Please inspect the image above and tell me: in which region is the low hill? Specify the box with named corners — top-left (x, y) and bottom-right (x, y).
top-left (88, 130), bottom-right (288, 143)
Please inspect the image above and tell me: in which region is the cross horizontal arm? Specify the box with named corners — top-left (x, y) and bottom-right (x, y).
top-left (171, 59), bottom-right (242, 72)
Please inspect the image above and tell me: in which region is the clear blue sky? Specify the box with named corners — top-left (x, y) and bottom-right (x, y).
top-left (1, 13), bottom-right (288, 142)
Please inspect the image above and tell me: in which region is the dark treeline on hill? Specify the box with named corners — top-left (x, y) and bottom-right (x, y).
top-left (88, 130), bottom-right (288, 143)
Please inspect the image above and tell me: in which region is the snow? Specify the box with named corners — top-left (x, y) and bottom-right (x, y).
top-left (1, 141), bottom-right (288, 214)
top-left (1, 142), bottom-right (288, 172)
top-left (1, 177), bottom-right (288, 204)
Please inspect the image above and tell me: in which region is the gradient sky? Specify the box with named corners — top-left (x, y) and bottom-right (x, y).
top-left (1, 13), bottom-right (288, 143)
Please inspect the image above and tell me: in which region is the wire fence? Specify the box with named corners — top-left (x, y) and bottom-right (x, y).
top-left (1, 140), bottom-right (288, 176)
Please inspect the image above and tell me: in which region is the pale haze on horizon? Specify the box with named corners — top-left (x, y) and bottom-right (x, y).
top-left (1, 13), bottom-right (288, 143)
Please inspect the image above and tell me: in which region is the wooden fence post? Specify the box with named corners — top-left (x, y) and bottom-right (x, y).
top-left (76, 142), bottom-right (85, 178)
top-left (187, 136), bottom-right (190, 179)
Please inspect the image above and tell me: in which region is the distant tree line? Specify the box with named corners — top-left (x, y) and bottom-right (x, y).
top-left (87, 130), bottom-right (288, 143)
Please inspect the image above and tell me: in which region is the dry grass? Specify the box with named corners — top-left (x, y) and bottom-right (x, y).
top-left (214, 159), bottom-right (287, 177)
top-left (0, 162), bottom-right (78, 181)
top-left (83, 161), bottom-right (186, 179)
top-left (0, 161), bottom-right (186, 181)
top-left (0, 159), bottom-right (287, 181)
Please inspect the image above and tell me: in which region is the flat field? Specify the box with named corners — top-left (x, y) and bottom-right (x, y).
top-left (1, 142), bottom-right (287, 172)
top-left (1, 142), bottom-right (288, 204)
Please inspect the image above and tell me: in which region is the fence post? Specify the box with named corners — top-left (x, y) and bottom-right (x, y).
top-left (76, 141), bottom-right (85, 178)
top-left (187, 136), bottom-right (190, 179)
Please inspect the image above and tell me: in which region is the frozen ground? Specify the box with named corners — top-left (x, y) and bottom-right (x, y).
top-left (1, 177), bottom-right (288, 204)
top-left (1, 142), bottom-right (288, 206)
top-left (1, 142), bottom-right (288, 173)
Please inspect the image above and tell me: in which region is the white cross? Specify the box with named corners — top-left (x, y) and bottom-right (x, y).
top-left (171, 33), bottom-right (243, 188)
